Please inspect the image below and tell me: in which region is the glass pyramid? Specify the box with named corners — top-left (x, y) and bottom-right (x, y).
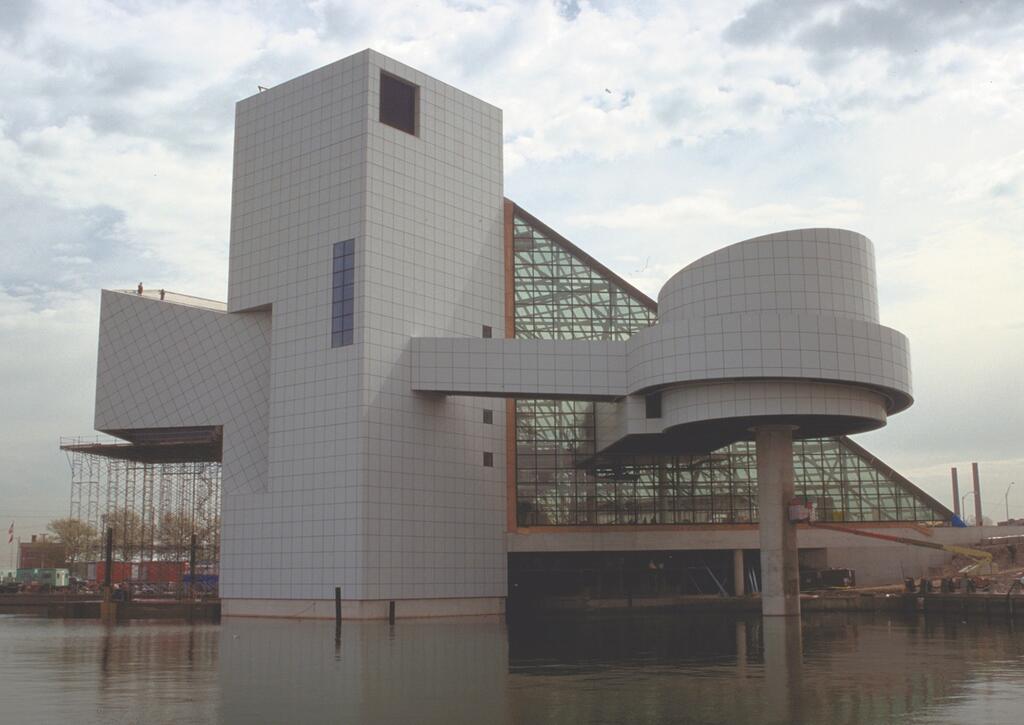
top-left (509, 204), bottom-right (952, 527)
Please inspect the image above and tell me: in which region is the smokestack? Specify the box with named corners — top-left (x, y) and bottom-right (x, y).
top-left (951, 467), bottom-right (960, 517)
top-left (972, 462), bottom-right (983, 526)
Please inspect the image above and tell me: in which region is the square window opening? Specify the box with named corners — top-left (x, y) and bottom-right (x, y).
top-left (483, 452), bottom-right (494, 467)
top-left (379, 71), bottom-right (418, 135)
top-left (645, 392), bottom-right (662, 419)
top-left (483, 409), bottom-right (493, 425)
top-left (482, 325), bottom-right (493, 338)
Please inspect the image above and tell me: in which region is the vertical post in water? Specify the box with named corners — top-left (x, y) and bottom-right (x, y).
top-left (334, 586), bottom-right (342, 646)
top-left (388, 600), bottom-right (396, 624)
top-left (755, 425), bottom-right (800, 617)
top-left (104, 527), bottom-right (113, 589)
top-left (188, 533), bottom-right (197, 598)
top-left (100, 527), bottom-right (117, 624)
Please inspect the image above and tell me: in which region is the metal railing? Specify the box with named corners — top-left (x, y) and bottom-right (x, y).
top-left (111, 288), bottom-right (227, 312)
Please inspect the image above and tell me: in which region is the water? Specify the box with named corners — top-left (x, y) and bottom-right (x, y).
top-left (0, 611), bottom-right (1022, 724)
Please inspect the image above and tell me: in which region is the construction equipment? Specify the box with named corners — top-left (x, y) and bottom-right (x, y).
top-left (809, 522), bottom-right (994, 575)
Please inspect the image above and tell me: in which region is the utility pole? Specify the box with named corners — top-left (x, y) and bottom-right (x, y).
top-left (961, 491), bottom-right (976, 525)
top-left (1006, 482), bottom-right (1016, 523)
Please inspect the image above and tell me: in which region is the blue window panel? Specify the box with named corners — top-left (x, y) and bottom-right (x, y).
top-left (330, 299), bottom-right (354, 319)
top-left (331, 239), bottom-right (356, 347)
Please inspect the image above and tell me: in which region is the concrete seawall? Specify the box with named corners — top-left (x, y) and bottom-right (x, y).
top-left (0, 595), bottom-right (220, 622)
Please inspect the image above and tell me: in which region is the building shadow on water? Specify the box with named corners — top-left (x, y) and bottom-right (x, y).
top-left (1, 613), bottom-right (1022, 724)
top-left (504, 610), bottom-right (1024, 725)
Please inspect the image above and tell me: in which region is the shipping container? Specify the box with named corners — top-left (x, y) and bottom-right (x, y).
top-left (16, 568), bottom-right (70, 587)
top-left (91, 561), bottom-right (187, 584)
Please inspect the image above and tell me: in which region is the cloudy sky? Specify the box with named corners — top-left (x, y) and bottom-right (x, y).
top-left (2, 0), bottom-right (1022, 546)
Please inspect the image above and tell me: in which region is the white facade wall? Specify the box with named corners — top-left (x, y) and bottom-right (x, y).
top-left (658, 229), bottom-right (880, 323)
top-left (221, 50), bottom-right (506, 609)
top-left (94, 291), bottom-right (271, 498)
top-left (359, 53), bottom-right (506, 603)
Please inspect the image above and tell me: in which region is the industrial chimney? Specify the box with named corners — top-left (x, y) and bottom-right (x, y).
top-left (972, 462), bottom-right (983, 526)
top-left (951, 467), bottom-right (960, 517)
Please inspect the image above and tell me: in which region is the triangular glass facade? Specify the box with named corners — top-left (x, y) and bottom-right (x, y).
top-left (510, 204), bottom-right (951, 527)
top-left (513, 211), bottom-right (656, 339)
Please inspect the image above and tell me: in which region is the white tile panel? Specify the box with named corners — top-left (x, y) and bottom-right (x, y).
top-left (94, 290), bottom-right (271, 497)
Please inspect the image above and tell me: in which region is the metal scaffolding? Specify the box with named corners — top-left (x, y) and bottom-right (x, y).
top-left (60, 435), bottom-right (221, 586)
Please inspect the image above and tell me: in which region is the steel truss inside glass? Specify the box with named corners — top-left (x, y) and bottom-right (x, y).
top-left (510, 209), bottom-right (950, 527)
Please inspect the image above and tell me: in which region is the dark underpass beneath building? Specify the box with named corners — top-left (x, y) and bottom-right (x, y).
top-left (508, 551), bottom-right (760, 611)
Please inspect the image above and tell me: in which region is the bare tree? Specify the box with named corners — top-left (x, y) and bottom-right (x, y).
top-left (46, 517), bottom-right (98, 566)
top-left (101, 508), bottom-right (142, 561)
top-left (156, 511), bottom-right (192, 559)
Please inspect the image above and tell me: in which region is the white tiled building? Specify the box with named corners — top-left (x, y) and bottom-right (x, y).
top-left (93, 50), bottom-right (975, 618)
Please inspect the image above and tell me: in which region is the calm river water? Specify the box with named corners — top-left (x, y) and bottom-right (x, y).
top-left (0, 611), bottom-right (1022, 724)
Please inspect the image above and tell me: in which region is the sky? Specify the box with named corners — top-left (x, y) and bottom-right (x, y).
top-left (1, 0), bottom-right (1022, 549)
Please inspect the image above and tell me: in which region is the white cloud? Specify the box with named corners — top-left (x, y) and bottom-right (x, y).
top-left (568, 192), bottom-right (863, 233)
top-left (1, 0), bottom-right (1023, 522)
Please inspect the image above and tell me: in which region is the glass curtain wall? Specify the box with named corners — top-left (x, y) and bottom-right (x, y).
top-left (511, 209), bottom-right (950, 527)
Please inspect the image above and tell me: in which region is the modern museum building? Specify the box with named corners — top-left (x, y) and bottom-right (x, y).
top-left (87, 50), bottom-right (987, 619)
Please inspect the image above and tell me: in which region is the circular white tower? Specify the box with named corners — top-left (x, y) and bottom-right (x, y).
top-left (628, 228), bottom-right (912, 615)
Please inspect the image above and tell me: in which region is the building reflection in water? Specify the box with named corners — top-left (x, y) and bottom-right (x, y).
top-left (0, 612), bottom-right (1022, 724)
top-left (218, 617), bottom-right (512, 724)
top-left (504, 611), bottom-right (1024, 725)
top-left (761, 617), bottom-right (803, 724)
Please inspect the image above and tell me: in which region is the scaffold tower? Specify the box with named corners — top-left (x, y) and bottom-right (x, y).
top-left (60, 430), bottom-right (222, 585)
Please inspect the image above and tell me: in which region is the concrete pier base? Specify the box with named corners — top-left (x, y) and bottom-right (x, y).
top-left (755, 425), bottom-right (800, 617)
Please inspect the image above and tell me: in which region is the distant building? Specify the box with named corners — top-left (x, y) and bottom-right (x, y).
top-left (18, 534), bottom-right (66, 569)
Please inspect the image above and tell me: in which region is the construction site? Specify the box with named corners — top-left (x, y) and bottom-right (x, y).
top-left (57, 431), bottom-right (221, 594)
top-left (0, 431), bottom-right (1016, 624)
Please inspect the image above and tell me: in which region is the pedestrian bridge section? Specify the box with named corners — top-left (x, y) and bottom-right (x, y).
top-left (412, 227), bottom-right (912, 456)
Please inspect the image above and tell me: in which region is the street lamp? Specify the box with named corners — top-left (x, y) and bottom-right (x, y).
top-left (1006, 482), bottom-right (1016, 523)
top-left (961, 490), bottom-right (976, 525)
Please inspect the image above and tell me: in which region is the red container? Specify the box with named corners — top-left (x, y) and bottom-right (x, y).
top-left (91, 561), bottom-right (186, 583)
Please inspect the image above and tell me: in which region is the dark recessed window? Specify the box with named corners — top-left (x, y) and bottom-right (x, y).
top-left (483, 452), bottom-right (494, 467)
top-left (483, 409), bottom-right (493, 424)
top-left (482, 325), bottom-right (492, 338)
top-left (645, 392), bottom-right (662, 419)
top-left (379, 71), bottom-right (418, 135)
top-left (331, 239), bottom-right (355, 347)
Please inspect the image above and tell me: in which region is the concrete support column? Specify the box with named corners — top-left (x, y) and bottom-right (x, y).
top-left (733, 549), bottom-right (746, 596)
top-left (755, 425), bottom-right (800, 617)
